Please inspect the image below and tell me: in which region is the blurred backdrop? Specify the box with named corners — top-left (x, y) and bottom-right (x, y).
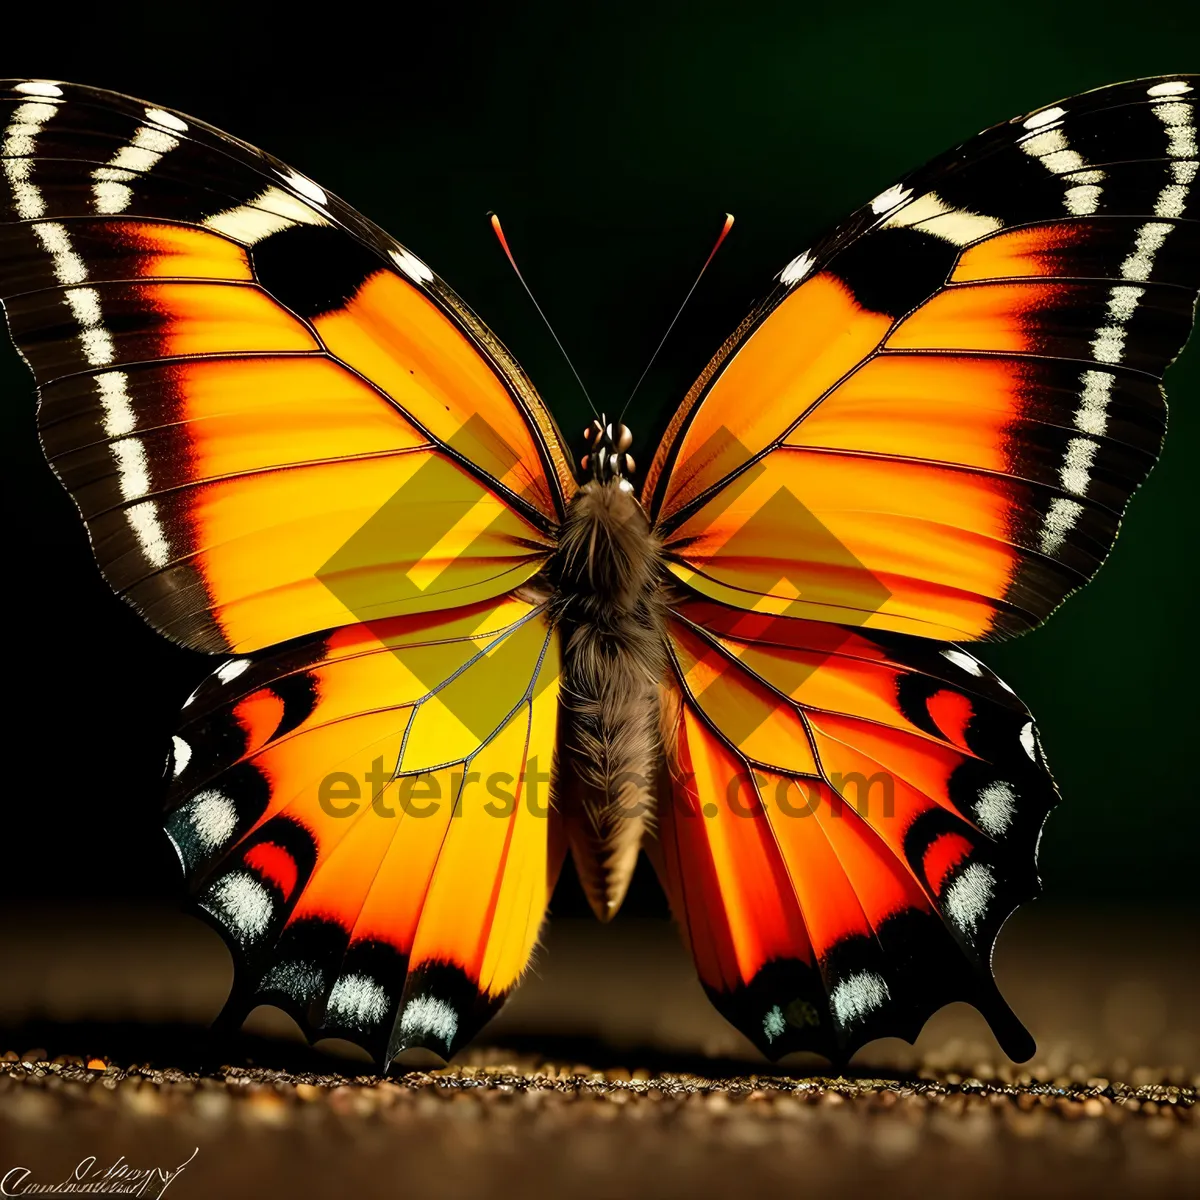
top-left (1, 0), bottom-right (1197, 925)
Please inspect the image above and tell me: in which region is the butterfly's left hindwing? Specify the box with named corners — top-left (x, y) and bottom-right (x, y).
top-left (166, 595), bottom-right (563, 1064)
top-left (652, 598), bottom-right (1055, 1062)
top-left (0, 80), bottom-right (575, 655)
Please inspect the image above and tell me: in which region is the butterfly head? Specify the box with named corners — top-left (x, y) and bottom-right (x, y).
top-left (580, 417), bottom-right (635, 493)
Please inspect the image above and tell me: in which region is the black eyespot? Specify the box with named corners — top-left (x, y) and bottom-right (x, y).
top-left (828, 226), bottom-right (957, 318)
top-left (251, 224), bottom-right (385, 318)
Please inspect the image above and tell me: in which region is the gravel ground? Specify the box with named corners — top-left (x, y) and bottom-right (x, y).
top-left (0, 906), bottom-right (1196, 1199)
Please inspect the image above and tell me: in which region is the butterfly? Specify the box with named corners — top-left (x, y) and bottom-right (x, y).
top-left (2, 76), bottom-right (1196, 1069)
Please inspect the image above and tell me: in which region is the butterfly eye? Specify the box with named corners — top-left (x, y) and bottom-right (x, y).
top-left (616, 425), bottom-right (633, 452)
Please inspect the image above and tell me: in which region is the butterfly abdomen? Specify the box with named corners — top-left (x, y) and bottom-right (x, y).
top-left (551, 480), bottom-right (667, 920)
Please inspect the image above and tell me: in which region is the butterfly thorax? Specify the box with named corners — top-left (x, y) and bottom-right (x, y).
top-left (548, 421), bottom-right (668, 921)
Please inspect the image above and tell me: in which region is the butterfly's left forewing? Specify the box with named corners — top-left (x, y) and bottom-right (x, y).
top-left (1, 80), bottom-right (575, 655)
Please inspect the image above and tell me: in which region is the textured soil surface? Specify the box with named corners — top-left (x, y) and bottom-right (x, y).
top-left (0, 906), bottom-right (1196, 1199)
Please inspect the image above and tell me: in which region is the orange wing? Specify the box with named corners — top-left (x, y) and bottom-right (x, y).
top-left (651, 597), bottom-right (1054, 1062)
top-left (166, 594), bottom-right (562, 1064)
top-left (0, 80), bottom-right (575, 654)
top-left (0, 80), bottom-right (576, 1066)
top-left (645, 76), bottom-right (1199, 642)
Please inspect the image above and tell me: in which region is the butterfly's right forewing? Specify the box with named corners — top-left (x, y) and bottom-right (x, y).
top-left (645, 76), bottom-right (1199, 643)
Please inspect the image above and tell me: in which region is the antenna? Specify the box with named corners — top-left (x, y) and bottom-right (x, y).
top-left (618, 213), bottom-right (734, 424)
top-left (489, 212), bottom-right (599, 419)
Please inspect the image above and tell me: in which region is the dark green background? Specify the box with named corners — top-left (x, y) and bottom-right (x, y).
top-left (2, 2), bottom-right (1196, 910)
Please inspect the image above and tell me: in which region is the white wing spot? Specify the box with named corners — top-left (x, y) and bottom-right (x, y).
top-left (1059, 436), bottom-right (1098, 497)
top-left (1090, 324), bottom-right (1126, 365)
top-left (126, 499), bottom-right (170, 568)
top-left (4, 99), bottom-right (60, 219)
top-left (870, 184), bottom-right (913, 215)
top-left (1019, 721), bottom-right (1038, 762)
top-left (203, 871), bottom-right (274, 943)
top-left (944, 862), bottom-right (995, 934)
top-left (216, 658), bottom-right (251, 684)
top-left (92, 181), bottom-right (133, 214)
top-left (1107, 284), bottom-right (1144, 322)
top-left (145, 107), bottom-right (188, 133)
top-left (1020, 125), bottom-right (1106, 214)
top-left (63, 286), bottom-right (115, 366)
top-left (278, 167), bottom-right (327, 206)
top-left (65, 285), bottom-right (102, 328)
top-left (975, 781), bottom-right (1017, 837)
top-left (1039, 496), bottom-right (1084, 556)
top-left (941, 647), bottom-right (982, 676)
top-left (763, 1006), bottom-right (787, 1043)
top-left (90, 124), bottom-right (180, 214)
top-left (830, 971), bottom-right (890, 1026)
top-left (1148, 80), bottom-right (1192, 97)
top-left (111, 436), bottom-right (152, 500)
top-left (1074, 369), bottom-right (1112, 437)
top-left (116, 124), bottom-right (179, 165)
top-left (389, 247), bottom-right (434, 284)
top-left (1121, 221), bottom-right (1173, 281)
top-left (1023, 106), bottom-right (1066, 131)
top-left (186, 789), bottom-right (239, 851)
top-left (97, 371), bottom-right (136, 438)
top-left (398, 995), bottom-right (459, 1047)
top-left (32, 221), bottom-right (87, 285)
top-left (1089, 284), bottom-right (1145, 366)
top-left (1021, 127), bottom-right (1100, 177)
top-left (262, 960), bottom-right (324, 1001)
top-left (204, 185), bottom-right (330, 245)
top-left (1154, 159), bottom-right (1195, 220)
top-left (80, 327), bottom-right (115, 365)
top-left (1064, 184), bottom-right (1102, 215)
top-left (779, 249), bottom-right (816, 286)
top-left (171, 735), bottom-right (193, 778)
top-left (1153, 101), bottom-right (1198, 159)
top-left (328, 974), bottom-right (390, 1028)
top-left (14, 81), bottom-right (64, 97)
top-left (881, 190), bottom-right (1003, 246)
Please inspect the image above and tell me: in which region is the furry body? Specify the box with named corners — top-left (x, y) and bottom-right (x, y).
top-left (549, 479), bottom-right (668, 919)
